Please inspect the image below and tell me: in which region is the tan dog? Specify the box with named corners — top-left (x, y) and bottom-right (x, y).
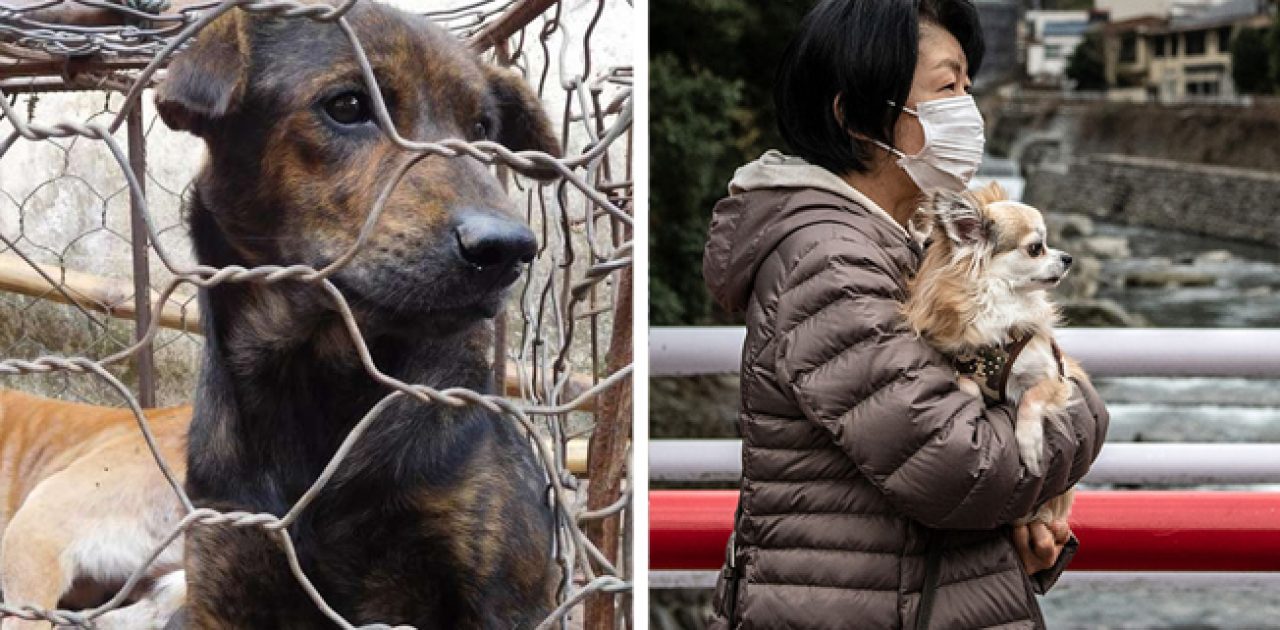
top-left (903, 183), bottom-right (1088, 525)
top-left (0, 389), bottom-right (190, 629)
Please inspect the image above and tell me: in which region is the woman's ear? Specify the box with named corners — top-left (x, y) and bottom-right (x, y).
top-left (482, 65), bottom-right (562, 181)
top-left (154, 11), bottom-right (248, 137)
top-left (928, 191), bottom-right (989, 246)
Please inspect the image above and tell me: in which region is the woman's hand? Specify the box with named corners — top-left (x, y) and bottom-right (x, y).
top-left (1013, 519), bottom-right (1071, 575)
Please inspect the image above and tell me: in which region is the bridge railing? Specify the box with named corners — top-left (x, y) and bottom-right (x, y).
top-left (649, 327), bottom-right (1280, 589)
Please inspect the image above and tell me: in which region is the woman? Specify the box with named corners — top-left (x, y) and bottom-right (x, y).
top-left (702, 1), bottom-right (1109, 628)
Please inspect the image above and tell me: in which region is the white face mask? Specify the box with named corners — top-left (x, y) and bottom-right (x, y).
top-left (871, 95), bottom-right (986, 194)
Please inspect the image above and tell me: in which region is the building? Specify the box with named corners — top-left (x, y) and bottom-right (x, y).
top-left (1095, 0), bottom-right (1218, 21)
top-left (1025, 10), bottom-right (1091, 85)
top-left (975, 0), bottom-right (1021, 89)
top-left (1099, 0), bottom-right (1273, 100)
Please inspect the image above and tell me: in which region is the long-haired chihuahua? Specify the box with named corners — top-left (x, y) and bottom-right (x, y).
top-left (903, 182), bottom-right (1088, 525)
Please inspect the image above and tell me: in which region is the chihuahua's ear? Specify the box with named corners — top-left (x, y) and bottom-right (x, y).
top-left (155, 12), bottom-right (248, 137)
top-left (930, 191), bottom-right (989, 246)
top-left (483, 65), bottom-right (562, 181)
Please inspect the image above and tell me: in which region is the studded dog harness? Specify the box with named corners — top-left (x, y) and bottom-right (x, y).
top-left (953, 333), bottom-right (1066, 404)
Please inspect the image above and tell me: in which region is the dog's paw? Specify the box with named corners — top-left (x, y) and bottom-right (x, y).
top-left (956, 376), bottom-right (982, 398)
top-left (1017, 421), bottom-right (1045, 476)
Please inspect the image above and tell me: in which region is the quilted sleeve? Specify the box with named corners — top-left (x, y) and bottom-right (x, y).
top-left (772, 235), bottom-right (1109, 530)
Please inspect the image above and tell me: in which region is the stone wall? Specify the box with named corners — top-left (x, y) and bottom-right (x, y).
top-left (986, 95), bottom-right (1280, 172)
top-left (1024, 154), bottom-right (1280, 245)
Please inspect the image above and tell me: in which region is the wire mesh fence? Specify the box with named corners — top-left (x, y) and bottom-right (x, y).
top-left (0, 0), bottom-right (632, 627)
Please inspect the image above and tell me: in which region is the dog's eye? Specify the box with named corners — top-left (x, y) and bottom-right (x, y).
top-left (470, 120), bottom-right (491, 141)
top-left (324, 92), bottom-right (371, 126)
top-left (1027, 243), bottom-right (1045, 257)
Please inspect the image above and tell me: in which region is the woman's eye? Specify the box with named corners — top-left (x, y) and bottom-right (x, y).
top-left (323, 92), bottom-right (371, 126)
top-left (1028, 243), bottom-right (1044, 257)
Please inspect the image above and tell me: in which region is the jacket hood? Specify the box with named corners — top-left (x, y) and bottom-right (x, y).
top-left (703, 151), bottom-right (906, 312)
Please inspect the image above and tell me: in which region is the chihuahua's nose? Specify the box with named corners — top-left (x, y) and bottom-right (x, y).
top-left (1061, 253), bottom-right (1074, 269)
top-left (456, 213), bottom-right (537, 278)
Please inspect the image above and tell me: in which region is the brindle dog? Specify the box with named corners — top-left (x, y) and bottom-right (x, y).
top-left (154, 2), bottom-right (560, 627)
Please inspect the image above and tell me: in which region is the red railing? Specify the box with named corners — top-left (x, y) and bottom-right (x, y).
top-left (650, 490), bottom-right (1280, 572)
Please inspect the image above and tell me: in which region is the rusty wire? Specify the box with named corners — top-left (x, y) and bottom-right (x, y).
top-left (0, 0), bottom-right (632, 628)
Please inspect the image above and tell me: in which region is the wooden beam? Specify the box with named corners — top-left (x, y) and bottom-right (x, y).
top-left (0, 0), bottom-right (213, 28)
top-left (0, 252), bottom-right (200, 332)
top-left (468, 0), bottom-right (557, 53)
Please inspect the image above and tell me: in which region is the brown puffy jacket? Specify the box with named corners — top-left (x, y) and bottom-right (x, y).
top-left (702, 153), bottom-right (1109, 630)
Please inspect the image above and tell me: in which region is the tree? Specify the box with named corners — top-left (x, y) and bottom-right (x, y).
top-left (1066, 31), bottom-right (1108, 91)
top-left (649, 0), bottom-right (814, 326)
top-left (1232, 27), bottom-right (1274, 94)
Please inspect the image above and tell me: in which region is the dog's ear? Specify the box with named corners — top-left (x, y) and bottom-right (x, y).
top-left (155, 12), bottom-right (248, 136)
top-left (930, 191), bottom-right (989, 246)
top-left (483, 65), bottom-right (562, 181)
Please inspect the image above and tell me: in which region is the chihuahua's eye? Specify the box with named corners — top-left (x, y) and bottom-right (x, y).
top-left (1027, 243), bottom-right (1045, 257)
top-left (324, 92), bottom-right (371, 126)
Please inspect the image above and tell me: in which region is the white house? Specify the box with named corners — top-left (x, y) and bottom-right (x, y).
top-left (1025, 10), bottom-right (1090, 85)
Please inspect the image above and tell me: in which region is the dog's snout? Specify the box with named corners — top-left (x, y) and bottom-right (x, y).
top-left (1060, 252), bottom-right (1074, 268)
top-left (456, 214), bottom-right (537, 273)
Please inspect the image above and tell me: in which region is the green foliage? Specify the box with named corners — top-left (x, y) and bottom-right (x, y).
top-left (1232, 27), bottom-right (1274, 95)
top-left (1066, 31), bottom-right (1108, 91)
top-left (649, 0), bottom-right (812, 325)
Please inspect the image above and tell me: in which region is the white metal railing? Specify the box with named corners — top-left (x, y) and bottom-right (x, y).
top-left (650, 328), bottom-right (1280, 378)
top-left (650, 440), bottom-right (1280, 485)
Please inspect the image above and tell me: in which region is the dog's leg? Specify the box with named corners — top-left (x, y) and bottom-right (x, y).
top-left (956, 375), bottom-right (982, 398)
top-left (1014, 379), bottom-right (1060, 477)
top-left (0, 503), bottom-right (72, 630)
top-left (184, 515), bottom-right (330, 630)
top-left (92, 571), bottom-right (186, 630)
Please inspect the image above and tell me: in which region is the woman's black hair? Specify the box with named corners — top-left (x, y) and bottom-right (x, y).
top-left (774, 0), bottom-right (985, 175)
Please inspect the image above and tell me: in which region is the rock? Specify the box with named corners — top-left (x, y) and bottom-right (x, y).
top-left (1195, 249), bottom-right (1234, 264)
top-left (1124, 267), bottom-right (1217, 288)
top-left (1060, 298), bottom-right (1148, 327)
top-left (1074, 236), bottom-right (1131, 260)
top-left (650, 375), bottom-right (741, 439)
top-left (1054, 213), bottom-right (1094, 240)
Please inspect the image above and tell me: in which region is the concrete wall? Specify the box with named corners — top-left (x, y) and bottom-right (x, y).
top-left (1024, 154), bottom-right (1280, 245)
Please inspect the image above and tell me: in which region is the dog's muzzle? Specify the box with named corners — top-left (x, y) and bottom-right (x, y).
top-left (455, 213), bottom-right (537, 288)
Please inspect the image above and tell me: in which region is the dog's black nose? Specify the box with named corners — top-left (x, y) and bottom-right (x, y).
top-left (456, 214), bottom-right (537, 273)
top-left (1061, 253), bottom-right (1074, 268)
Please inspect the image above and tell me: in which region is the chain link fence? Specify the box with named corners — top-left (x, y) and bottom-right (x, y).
top-left (0, 0), bottom-right (632, 627)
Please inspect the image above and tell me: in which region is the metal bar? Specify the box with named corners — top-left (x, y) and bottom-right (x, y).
top-left (649, 570), bottom-right (1280, 590)
top-left (649, 441), bottom-right (1280, 485)
top-left (126, 104), bottom-right (155, 408)
top-left (650, 490), bottom-right (1280, 572)
top-left (650, 327), bottom-right (1280, 378)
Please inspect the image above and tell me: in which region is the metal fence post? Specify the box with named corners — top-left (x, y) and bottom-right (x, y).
top-left (127, 104), bottom-right (157, 408)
